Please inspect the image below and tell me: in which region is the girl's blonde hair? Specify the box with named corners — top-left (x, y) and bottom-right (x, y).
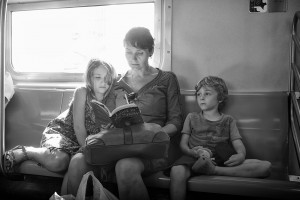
top-left (84, 58), bottom-right (117, 100)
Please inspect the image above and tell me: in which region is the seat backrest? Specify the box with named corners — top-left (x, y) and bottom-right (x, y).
top-left (5, 89), bottom-right (289, 179)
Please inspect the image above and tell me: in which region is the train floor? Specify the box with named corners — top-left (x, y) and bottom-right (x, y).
top-left (0, 174), bottom-right (276, 200)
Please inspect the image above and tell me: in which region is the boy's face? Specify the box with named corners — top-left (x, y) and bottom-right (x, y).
top-left (196, 86), bottom-right (220, 112)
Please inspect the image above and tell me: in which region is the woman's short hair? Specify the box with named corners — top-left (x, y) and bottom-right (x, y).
top-left (195, 76), bottom-right (228, 110)
top-left (124, 27), bottom-right (154, 54)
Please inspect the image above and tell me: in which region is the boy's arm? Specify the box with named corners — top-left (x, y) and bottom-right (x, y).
top-left (232, 139), bottom-right (246, 156)
top-left (224, 139), bottom-right (246, 167)
top-left (179, 113), bottom-right (199, 158)
top-left (180, 134), bottom-right (198, 158)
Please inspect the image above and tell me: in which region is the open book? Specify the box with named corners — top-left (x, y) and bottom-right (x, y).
top-left (91, 100), bottom-right (144, 128)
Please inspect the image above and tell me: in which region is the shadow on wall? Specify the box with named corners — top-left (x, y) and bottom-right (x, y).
top-left (176, 59), bottom-right (206, 91)
top-left (220, 61), bottom-right (288, 92)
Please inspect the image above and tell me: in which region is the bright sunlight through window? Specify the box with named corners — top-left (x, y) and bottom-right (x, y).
top-left (11, 3), bottom-right (154, 75)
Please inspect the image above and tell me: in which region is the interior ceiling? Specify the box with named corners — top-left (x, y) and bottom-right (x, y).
top-left (8, 0), bottom-right (65, 4)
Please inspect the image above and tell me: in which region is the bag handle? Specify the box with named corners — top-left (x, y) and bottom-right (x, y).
top-left (75, 171), bottom-right (118, 200)
top-left (123, 126), bottom-right (133, 145)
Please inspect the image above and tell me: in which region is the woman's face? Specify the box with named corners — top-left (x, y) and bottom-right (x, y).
top-left (92, 66), bottom-right (110, 96)
top-left (124, 43), bottom-right (151, 69)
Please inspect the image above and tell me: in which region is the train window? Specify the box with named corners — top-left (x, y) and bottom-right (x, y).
top-left (6, 0), bottom-right (171, 82)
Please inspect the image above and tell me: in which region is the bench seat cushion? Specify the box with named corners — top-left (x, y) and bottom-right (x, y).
top-left (143, 171), bottom-right (300, 199)
top-left (17, 158), bottom-right (300, 199)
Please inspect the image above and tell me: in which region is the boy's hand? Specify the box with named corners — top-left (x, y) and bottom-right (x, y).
top-left (192, 146), bottom-right (212, 158)
top-left (189, 149), bottom-right (200, 158)
top-left (224, 153), bottom-right (245, 167)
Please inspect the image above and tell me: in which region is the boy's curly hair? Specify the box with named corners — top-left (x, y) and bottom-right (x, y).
top-left (195, 76), bottom-right (228, 110)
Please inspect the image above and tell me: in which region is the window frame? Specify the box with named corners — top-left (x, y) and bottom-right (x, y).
top-left (5, 0), bottom-right (172, 84)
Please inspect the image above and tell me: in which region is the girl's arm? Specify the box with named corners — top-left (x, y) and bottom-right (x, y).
top-left (224, 139), bottom-right (246, 166)
top-left (72, 87), bottom-right (88, 146)
top-left (180, 134), bottom-right (198, 158)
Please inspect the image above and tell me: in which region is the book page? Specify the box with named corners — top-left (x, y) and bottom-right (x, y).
top-left (90, 100), bottom-right (112, 126)
top-left (110, 103), bottom-right (138, 116)
top-left (91, 100), bottom-right (111, 114)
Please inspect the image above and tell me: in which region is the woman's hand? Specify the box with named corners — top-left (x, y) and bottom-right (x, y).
top-left (224, 152), bottom-right (245, 167)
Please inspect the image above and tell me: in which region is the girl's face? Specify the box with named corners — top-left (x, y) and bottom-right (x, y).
top-left (124, 43), bottom-right (151, 69)
top-left (196, 86), bottom-right (220, 112)
top-left (92, 66), bottom-right (110, 96)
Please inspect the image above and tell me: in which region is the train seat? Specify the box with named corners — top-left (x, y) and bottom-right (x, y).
top-left (3, 89), bottom-right (300, 198)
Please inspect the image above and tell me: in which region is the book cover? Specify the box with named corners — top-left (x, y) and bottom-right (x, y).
top-left (91, 100), bottom-right (144, 128)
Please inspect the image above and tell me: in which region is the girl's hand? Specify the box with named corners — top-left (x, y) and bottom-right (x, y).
top-left (224, 153), bottom-right (245, 167)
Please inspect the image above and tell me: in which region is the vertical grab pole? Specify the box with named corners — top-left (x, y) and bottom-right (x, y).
top-left (0, 0), bottom-right (8, 174)
top-left (290, 11), bottom-right (300, 169)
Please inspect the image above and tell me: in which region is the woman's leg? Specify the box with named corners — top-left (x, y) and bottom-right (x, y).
top-left (4, 146), bottom-right (70, 173)
top-left (170, 165), bottom-right (191, 200)
top-left (66, 153), bottom-right (93, 196)
top-left (61, 171), bottom-right (69, 195)
top-left (115, 158), bottom-right (148, 200)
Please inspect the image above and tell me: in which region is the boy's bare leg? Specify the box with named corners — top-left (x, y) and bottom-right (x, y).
top-left (193, 157), bottom-right (271, 178)
top-left (215, 159), bottom-right (271, 178)
top-left (170, 165), bottom-right (191, 200)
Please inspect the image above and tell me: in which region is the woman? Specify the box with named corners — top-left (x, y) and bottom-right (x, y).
top-left (64, 27), bottom-right (183, 200)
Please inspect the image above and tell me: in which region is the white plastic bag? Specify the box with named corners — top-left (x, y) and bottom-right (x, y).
top-left (75, 171), bottom-right (118, 200)
top-left (49, 192), bottom-right (75, 200)
top-left (4, 72), bottom-right (14, 103)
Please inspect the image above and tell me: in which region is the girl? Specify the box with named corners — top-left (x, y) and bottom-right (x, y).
top-left (3, 59), bottom-right (116, 174)
top-left (169, 76), bottom-right (271, 200)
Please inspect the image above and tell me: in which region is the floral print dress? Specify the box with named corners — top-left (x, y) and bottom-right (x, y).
top-left (40, 90), bottom-right (115, 156)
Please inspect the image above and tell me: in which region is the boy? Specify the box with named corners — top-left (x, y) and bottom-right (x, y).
top-left (169, 76), bottom-right (271, 200)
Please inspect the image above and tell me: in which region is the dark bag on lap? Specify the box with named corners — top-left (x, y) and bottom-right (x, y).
top-left (214, 142), bottom-right (236, 166)
top-left (84, 123), bottom-right (170, 165)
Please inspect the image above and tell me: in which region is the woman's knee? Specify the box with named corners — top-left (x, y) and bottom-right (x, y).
top-left (115, 158), bottom-right (144, 180)
top-left (68, 153), bottom-right (89, 177)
